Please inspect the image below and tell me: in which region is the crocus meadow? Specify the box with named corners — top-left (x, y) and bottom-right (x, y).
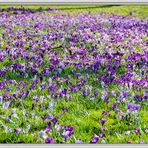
top-left (0, 6), bottom-right (147, 144)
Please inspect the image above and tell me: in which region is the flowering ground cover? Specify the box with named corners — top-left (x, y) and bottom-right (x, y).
top-left (0, 5), bottom-right (148, 144)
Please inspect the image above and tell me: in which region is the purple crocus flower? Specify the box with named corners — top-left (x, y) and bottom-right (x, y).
top-left (62, 130), bottom-right (74, 139)
top-left (25, 90), bottom-right (29, 97)
top-left (41, 83), bottom-right (46, 89)
top-left (67, 126), bottom-right (74, 131)
top-left (0, 82), bottom-right (5, 89)
top-left (2, 94), bottom-right (9, 99)
top-left (41, 116), bottom-right (47, 121)
top-left (94, 92), bottom-right (98, 97)
top-left (61, 125), bottom-right (66, 130)
top-left (14, 128), bottom-right (21, 134)
top-left (45, 125), bottom-right (51, 132)
top-left (134, 128), bottom-right (139, 135)
top-left (134, 104), bottom-right (141, 112)
top-left (100, 133), bottom-right (105, 138)
top-left (47, 122), bottom-right (51, 127)
top-left (111, 104), bottom-right (116, 110)
top-left (126, 64), bottom-right (133, 71)
top-left (125, 141), bottom-right (131, 144)
top-left (51, 118), bottom-right (57, 125)
top-left (45, 137), bottom-right (55, 144)
top-left (127, 103), bottom-right (140, 113)
top-left (31, 103), bottom-right (35, 110)
top-left (100, 118), bottom-right (106, 126)
top-left (90, 134), bottom-right (99, 143)
top-left (63, 108), bottom-right (68, 113)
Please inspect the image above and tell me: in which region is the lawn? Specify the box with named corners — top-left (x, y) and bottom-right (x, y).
top-left (0, 5), bottom-right (148, 144)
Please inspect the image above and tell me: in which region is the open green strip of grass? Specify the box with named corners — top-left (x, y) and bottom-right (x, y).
top-left (0, 5), bottom-right (148, 18)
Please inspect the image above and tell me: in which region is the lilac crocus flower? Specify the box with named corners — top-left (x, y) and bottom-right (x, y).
top-left (75, 139), bottom-right (83, 144)
top-left (55, 125), bottom-right (61, 131)
top-left (4, 116), bottom-right (9, 122)
top-left (125, 130), bottom-right (131, 136)
top-left (140, 139), bottom-right (144, 144)
top-left (23, 125), bottom-right (30, 133)
top-left (0, 96), bottom-right (3, 104)
top-left (39, 130), bottom-right (45, 137)
top-left (2, 101), bottom-right (10, 109)
top-left (14, 128), bottom-right (21, 134)
top-left (46, 113), bottom-right (53, 119)
top-left (49, 99), bottom-right (55, 111)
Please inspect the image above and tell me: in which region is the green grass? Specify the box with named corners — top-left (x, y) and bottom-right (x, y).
top-left (0, 4), bottom-right (147, 144)
top-left (0, 5), bottom-right (148, 18)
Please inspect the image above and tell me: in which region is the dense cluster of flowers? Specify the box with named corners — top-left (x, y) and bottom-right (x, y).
top-left (0, 6), bottom-right (56, 15)
top-left (0, 7), bottom-right (147, 144)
